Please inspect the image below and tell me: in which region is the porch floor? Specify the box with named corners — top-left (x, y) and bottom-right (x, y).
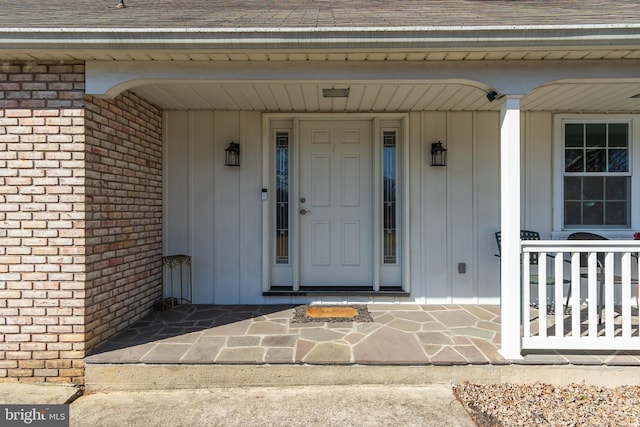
top-left (85, 304), bottom-right (640, 366)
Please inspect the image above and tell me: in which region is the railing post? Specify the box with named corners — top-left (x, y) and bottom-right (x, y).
top-left (499, 95), bottom-right (523, 360)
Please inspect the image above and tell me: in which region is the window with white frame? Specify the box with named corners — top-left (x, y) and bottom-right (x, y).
top-left (562, 121), bottom-right (631, 228)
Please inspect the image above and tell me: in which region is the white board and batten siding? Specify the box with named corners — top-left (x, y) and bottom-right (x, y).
top-left (163, 111), bottom-right (264, 304)
top-left (164, 110), bottom-right (553, 305)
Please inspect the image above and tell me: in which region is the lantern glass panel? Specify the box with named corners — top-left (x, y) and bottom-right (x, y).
top-left (225, 142), bottom-right (240, 167)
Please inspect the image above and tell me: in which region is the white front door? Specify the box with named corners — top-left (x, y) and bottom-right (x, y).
top-left (298, 120), bottom-right (373, 286)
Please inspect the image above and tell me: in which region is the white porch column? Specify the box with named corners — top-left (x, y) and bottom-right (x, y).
top-left (499, 95), bottom-right (524, 360)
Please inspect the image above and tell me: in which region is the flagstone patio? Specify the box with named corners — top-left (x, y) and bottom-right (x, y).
top-left (85, 304), bottom-right (640, 367)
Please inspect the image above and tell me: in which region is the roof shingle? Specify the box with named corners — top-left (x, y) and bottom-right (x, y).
top-left (3, 0), bottom-right (640, 29)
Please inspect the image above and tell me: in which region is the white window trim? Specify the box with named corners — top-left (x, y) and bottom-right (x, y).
top-left (552, 114), bottom-right (640, 239)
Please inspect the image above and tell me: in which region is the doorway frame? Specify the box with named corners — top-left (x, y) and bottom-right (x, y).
top-left (262, 113), bottom-right (411, 294)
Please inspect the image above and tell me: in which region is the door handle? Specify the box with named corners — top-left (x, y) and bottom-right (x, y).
top-left (299, 209), bottom-right (312, 215)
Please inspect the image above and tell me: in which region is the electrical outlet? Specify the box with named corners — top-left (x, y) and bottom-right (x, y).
top-left (458, 263), bottom-right (466, 274)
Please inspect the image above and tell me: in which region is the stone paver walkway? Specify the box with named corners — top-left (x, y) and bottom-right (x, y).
top-left (85, 304), bottom-right (640, 366)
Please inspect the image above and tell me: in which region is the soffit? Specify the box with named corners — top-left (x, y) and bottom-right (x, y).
top-left (129, 81), bottom-right (640, 113)
top-left (3, 48), bottom-right (640, 62)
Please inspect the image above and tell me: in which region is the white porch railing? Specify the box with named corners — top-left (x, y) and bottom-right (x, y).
top-left (521, 240), bottom-right (640, 351)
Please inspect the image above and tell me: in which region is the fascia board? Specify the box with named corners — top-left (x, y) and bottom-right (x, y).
top-left (2, 24), bottom-right (640, 51)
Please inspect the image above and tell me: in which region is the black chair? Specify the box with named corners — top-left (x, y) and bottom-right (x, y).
top-left (495, 230), bottom-right (569, 309)
top-left (565, 232), bottom-right (639, 324)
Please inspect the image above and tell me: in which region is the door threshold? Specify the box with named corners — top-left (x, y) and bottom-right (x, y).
top-left (263, 286), bottom-right (409, 297)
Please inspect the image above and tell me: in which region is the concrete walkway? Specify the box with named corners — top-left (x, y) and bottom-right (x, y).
top-left (0, 382), bottom-right (80, 405)
top-left (0, 382), bottom-right (475, 426)
top-left (69, 384), bottom-right (475, 427)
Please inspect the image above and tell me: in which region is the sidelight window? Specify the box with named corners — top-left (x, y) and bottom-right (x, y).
top-left (275, 132), bottom-right (289, 263)
top-left (383, 131), bottom-right (397, 263)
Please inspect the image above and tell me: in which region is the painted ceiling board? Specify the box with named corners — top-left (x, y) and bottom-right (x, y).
top-left (430, 85), bottom-right (466, 110)
top-left (197, 84), bottom-right (240, 110)
top-left (386, 85), bottom-right (420, 111)
top-left (129, 81), bottom-right (640, 113)
top-left (269, 85), bottom-right (294, 111)
top-left (372, 85), bottom-right (401, 111)
top-left (300, 85), bottom-right (320, 111)
top-left (446, 86), bottom-right (489, 111)
top-left (219, 84), bottom-right (254, 110)
top-left (285, 85), bottom-right (307, 111)
top-left (253, 85), bottom-right (280, 112)
top-left (237, 85), bottom-right (268, 111)
top-left (357, 85), bottom-right (383, 111)
top-left (410, 85), bottom-right (448, 111)
top-left (344, 85), bottom-right (367, 112)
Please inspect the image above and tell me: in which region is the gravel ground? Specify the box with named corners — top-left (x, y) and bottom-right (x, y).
top-left (453, 382), bottom-right (640, 427)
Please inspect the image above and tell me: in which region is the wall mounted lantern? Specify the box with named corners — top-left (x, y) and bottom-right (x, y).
top-left (225, 141), bottom-right (240, 167)
top-left (430, 141), bottom-right (447, 167)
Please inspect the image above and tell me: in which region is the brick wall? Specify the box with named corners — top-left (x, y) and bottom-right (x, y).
top-left (84, 92), bottom-right (163, 353)
top-left (0, 61), bottom-right (87, 383)
top-left (0, 61), bottom-right (163, 384)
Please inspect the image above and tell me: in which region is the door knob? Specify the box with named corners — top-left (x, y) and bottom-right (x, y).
top-left (299, 209), bottom-right (312, 215)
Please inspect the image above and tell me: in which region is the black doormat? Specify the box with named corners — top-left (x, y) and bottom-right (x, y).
top-left (291, 305), bottom-right (373, 323)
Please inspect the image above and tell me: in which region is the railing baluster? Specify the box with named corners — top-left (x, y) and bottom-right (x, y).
top-left (604, 252), bottom-right (615, 337)
top-left (523, 252), bottom-right (531, 338)
top-left (554, 253), bottom-right (564, 337)
top-left (636, 253), bottom-right (640, 338)
top-left (622, 252), bottom-right (631, 339)
top-left (538, 252), bottom-right (547, 338)
top-left (587, 252), bottom-right (598, 338)
top-left (570, 252), bottom-right (580, 338)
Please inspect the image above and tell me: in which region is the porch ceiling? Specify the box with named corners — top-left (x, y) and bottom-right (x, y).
top-left (130, 81), bottom-right (640, 113)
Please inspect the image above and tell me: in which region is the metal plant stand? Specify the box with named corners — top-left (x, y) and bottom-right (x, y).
top-left (161, 254), bottom-right (192, 309)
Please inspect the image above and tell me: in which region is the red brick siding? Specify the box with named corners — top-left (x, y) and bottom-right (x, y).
top-left (0, 61), bottom-right (87, 384)
top-left (84, 92), bottom-right (163, 354)
top-left (0, 61), bottom-right (163, 384)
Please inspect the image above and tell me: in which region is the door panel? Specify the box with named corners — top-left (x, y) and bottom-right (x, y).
top-left (310, 155), bottom-right (331, 206)
top-left (310, 220), bottom-right (331, 266)
top-left (299, 120), bottom-right (373, 286)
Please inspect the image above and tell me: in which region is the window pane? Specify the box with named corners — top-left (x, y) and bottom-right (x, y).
top-left (586, 124), bottom-right (606, 147)
top-left (565, 202), bottom-right (582, 225)
top-left (605, 201), bottom-right (627, 225)
top-left (582, 176), bottom-right (604, 199)
top-left (605, 176), bottom-right (628, 200)
top-left (608, 123), bottom-right (628, 147)
top-left (565, 123), bottom-right (584, 147)
top-left (608, 149), bottom-right (628, 172)
top-left (564, 176), bottom-right (581, 200)
top-left (585, 149), bottom-right (606, 172)
top-left (583, 202), bottom-right (604, 225)
top-left (383, 131), bottom-right (397, 264)
top-left (275, 132), bottom-right (289, 264)
top-left (565, 149), bottom-right (584, 172)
